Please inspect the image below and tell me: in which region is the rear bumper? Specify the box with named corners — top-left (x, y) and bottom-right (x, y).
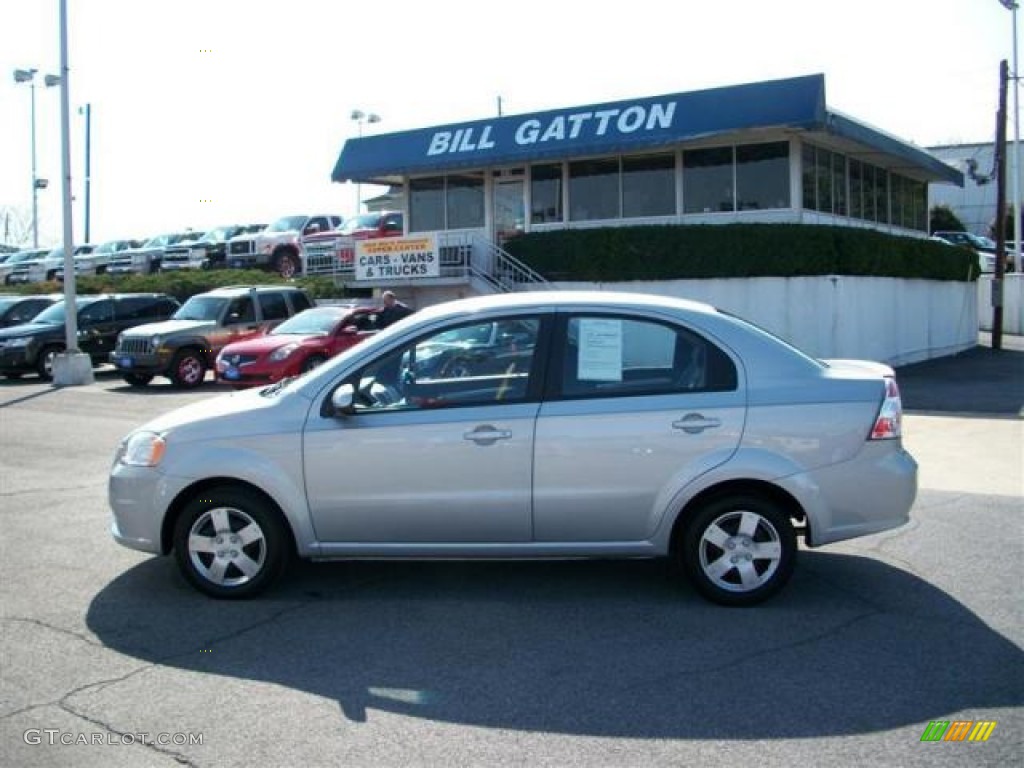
top-left (782, 442), bottom-right (918, 547)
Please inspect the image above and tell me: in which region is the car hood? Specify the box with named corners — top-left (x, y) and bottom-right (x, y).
top-left (0, 321), bottom-right (60, 339)
top-left (139, 386), bottom-right (299, 441)
top-left (221, 333), bottom-right (321, 356)
top-left (121, 319), bottom-right (216, 337)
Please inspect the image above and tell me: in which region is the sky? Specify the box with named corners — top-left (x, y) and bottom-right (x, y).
top-left (0, 0), bottom-right (1014, 247)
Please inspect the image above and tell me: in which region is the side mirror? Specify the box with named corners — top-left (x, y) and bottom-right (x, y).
top-left (330, 383), bottom-right (356, 416)
top-left (340, 324), bottom-right (359, 335)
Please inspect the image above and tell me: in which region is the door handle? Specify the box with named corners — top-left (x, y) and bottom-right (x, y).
top-left (672, 413), bottom-right (722, 434)
top-left (463, 425), bottom-right (512, 445)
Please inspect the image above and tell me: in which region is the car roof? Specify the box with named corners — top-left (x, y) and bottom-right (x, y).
top-left (199, 285), bottom-right (307, 297)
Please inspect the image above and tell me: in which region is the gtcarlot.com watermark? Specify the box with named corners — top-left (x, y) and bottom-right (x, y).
top-left (23, 729), bottom-right (204, 747)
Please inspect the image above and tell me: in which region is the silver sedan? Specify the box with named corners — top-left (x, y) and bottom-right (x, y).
top-left (109, 291), bottom-right (916, 606)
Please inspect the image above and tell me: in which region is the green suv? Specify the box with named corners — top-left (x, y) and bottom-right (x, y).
top-left (110, 285), bottom-right (314, 388)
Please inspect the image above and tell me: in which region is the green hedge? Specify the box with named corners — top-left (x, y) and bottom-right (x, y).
top-left (6, 270), bottom-right (358, 301)
top-left (503, 224), bottom-right (980, 282)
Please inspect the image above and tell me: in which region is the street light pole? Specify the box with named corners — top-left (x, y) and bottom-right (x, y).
top-left (350, 109), bottom-right (381, 214)
top-left (13, 69), bottom-right (39, 248)
top-left (1000, 0), bottom-right (1023, 271)
top-left (79, 103), bottom-right (91, 243)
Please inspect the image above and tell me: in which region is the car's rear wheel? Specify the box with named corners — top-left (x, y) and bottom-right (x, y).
top-left (36, 344), bottom-right (65, 380)
top-left (123, 372), bottom-right (153, 387)
top-left (173, 486), bottom-right (289, 599)
top-left (680, 494), bottom-right (796, 606)
top-left (169, 349), bottom-right (206, 388)
top-left (4, 372), bottom-right (24, 380)
top-left (274, 251), bottom-right (299, 279)
top-left (300, 354), bottom-right (327, 373)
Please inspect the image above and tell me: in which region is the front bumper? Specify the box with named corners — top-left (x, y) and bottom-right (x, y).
top-left (109, 463), bottom-right (181, 554)
top-left (110, 348), bottom-right (171, 376)
top-left (0, 343), bottom-right (38, 373)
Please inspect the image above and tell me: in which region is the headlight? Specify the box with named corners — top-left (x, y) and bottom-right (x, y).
top-left (6, 337), bottom-right (31, 347)
top-left (150, 335), bottom-right (162, 348)
top-left (117, 431), bottom-right (166, 467)
top-left (269, 343), bottom-right (300, 361)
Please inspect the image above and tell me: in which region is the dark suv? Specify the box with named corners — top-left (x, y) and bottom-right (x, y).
top-left (0, 293), bottom-right (180, 380)
top-left (111, 285), bottom-right (314, 388)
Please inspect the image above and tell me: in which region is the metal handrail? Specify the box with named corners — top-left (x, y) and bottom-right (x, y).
top-left (301, 229), bottom-right (553, 293)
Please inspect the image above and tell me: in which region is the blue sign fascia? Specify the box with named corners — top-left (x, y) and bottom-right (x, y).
top-left (332, 74), bottom-right (828, 183)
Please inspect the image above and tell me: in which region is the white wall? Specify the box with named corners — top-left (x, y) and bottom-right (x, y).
top-left (978, 273), bottom-right (1024, 335)
top-left (553, 276), bottom-right (978, 366)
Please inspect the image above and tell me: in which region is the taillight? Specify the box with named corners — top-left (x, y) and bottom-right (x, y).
top-left (870, 377), bottom-right (903, 440)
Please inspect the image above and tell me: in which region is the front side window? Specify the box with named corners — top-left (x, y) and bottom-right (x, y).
top-left (349, 317), bottom-right (542, 412)
top-left (79, 300), bottom-right (113, 325)
top-left (558, 316), bottom-right (737, 398)
top-left (225, 297), bottom-right (255, 324)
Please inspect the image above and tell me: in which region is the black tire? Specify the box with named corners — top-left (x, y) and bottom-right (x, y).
top-left (123, 372), bottom-right (153, 387)
top-left (172, 485), bottom-right (289, 599)
top-left (36, 344), bottom-right (65, 381)
top-left (300, 354), bottom-right (327, 374)
top-left (679, 494), bottom-right (796, 606)
top-left (273, 251), bottom-right (299, 279)
top-left (3, 372), bottom-right (24, 380)
top-left (169, 349), bottom-right (207, 389)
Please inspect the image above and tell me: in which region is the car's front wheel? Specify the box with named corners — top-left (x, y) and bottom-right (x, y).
top-left (36, 344), bottom-right (65, 381)
top-left (173, 486), bottom-right (289, 599)
top-left (274, 251), bottom-right (299, 279)
top-left (300, 354), bottom-right (327, 373)
top-left (680, 494), bottom-right (796, 606)
top-left (169, 349), bottom-right (207, 388)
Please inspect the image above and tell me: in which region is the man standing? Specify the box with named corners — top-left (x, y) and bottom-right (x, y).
top-left (378, 290), bottom-right (414, 328)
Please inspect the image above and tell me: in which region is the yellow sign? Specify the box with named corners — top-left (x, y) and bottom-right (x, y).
top-left (355, 235), bottom-right (439, 280)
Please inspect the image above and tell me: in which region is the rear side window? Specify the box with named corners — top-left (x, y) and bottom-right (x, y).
top-left (288, 291), bottom-right (313, 313)
top-left (119, 296), bottom-right (174, 321)
top-left (557, 315), bottom-right (737, 398)
top-left (258, 292), bottom-right (289, 321)
top-left (79, 300), bottom-right (114, 325)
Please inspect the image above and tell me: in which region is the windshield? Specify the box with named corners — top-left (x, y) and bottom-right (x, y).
top-left (30, 297), bottom-right (99, 325)
top-left (266, 216), bottom-right (306, 233)
top-left (201, 227), bottom-right (235, 243)
top-left (271, 309), bottom-right (346, 336)
top-left (173, 296), bottom-right (227, 321)
top-left (95, 241), bottom-right (129, 254)
top-left (340, 215), bottom-right (381, 234)
top-left (8, 251), bottom-right (47, 264)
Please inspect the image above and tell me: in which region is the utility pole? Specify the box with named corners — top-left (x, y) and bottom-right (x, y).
top-left (993, 60), bottom-right (1009, 351)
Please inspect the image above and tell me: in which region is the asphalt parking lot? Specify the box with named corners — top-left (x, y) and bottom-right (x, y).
top-left (0, 339), bottom-right (1021, 768)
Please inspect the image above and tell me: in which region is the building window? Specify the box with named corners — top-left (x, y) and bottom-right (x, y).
top-left (569, 159), bottom-right (619, 221)
top-left (802, 144), bottom-right (817, 211)
top-left (622, 153), bottom-right (676, 217)
top-left (816, 148), bottom-right (834, 214)
top-left (832, 152), bottom-right (846, 217)
top-left (409, 177), bottom-right (445, 232)
top-left (874, 168), bottom-right (889, 224)
top-left (446, 174), bottom-right (485, 230)
top-left (410, 175), bottom-right (484, 232)
top-left (849, 159), bottom-right (863, 219)
top-left (735, 142), bottom-right (790, 211)
top-left (683, 147), bottom-right (733, 213)
top-left (530, 163), bottom-right (563, 224)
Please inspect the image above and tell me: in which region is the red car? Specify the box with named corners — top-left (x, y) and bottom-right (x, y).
top-left (215, 306), bottom-right (381, 388)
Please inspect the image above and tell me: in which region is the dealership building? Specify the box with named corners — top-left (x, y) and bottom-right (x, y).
top-left (329, 73), bottom-right (963, 293)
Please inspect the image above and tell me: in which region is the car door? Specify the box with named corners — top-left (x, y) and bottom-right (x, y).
top-left (532, 312), bottom-right (745, 542)
top-left (77, 299), bottom-right (116, 360)
top-left (303, 313), bottom-right (549, 545)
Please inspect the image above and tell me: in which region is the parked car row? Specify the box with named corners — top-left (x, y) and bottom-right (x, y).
top-left (2, 210), bottom-right (407, 285)
top-left (0, 285), bottom-right (386, 386)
